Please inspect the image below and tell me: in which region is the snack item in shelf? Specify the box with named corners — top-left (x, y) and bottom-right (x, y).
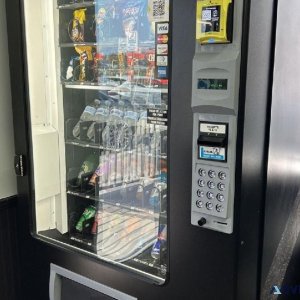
top-left (74, 46), bottom-right (95, 81)
top-left (69, 9), bottom-right (87, 42)
top-left (76, 154), bottom-right (99, 186)
top-left (75, 205), bottom-right (96, 232)
top-left (65, 56), bottom-right (80, 81)
top-left (73, 99), bottom-right (100, 139)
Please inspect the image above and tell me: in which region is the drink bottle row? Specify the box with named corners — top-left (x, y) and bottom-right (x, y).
top-left (66, 97), bottom-right (167, 192)
top-left (68, 201), bottom-right (167, 265)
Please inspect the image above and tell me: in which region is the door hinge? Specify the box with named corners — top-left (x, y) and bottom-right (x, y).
top-left (14, 155), bottom-right (26, 177)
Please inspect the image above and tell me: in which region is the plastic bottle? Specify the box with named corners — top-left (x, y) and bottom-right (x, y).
top-left (76, 154), bottom-right (99, 186)
top-left (136, 107), bottom-right (149, 178)
top-left (87, 100), bottom-right (111, 141)
top-left (73, 99), bottom-right (101, 139)
top-left (102, 100), bottom-right (125, 149)
top-left (102, 101), bottom-right (125, 186)
top-left (124, 104), bottom-right (139, 181)
top-left (75, 205), bottom-right (96, 232)
top-left (151, 224), bottom-right (167, 260)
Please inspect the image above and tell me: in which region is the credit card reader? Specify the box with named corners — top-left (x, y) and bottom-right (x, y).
top-left (191, 0), bottom-right (243, 234)
top-left (196, 0), bottom-right (233, 44)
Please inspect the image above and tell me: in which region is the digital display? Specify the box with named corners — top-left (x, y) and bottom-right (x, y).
top-left (201, 6), bottom-right (221, 33)
top-left (198, 79), bottom-right (228, 90)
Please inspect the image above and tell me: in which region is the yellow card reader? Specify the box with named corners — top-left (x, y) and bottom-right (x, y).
top-left (196, 0), bottom-right (233, 44)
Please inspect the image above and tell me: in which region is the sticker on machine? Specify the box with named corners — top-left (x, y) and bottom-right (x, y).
top-left (199, 146), bottom-right (226, 161)
top-left (156, 56), bottom-right (168, 66)
top-left (157, 44), bottom-right (168, 55)
top-left (148, 0), bottom-right (170, 22)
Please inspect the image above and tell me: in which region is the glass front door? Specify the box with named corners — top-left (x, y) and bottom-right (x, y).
top-left (24, 0), bottom-right (170, 284)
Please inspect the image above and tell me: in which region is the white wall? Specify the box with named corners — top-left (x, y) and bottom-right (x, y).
top-left (0, 1), bottom-right (17, 199)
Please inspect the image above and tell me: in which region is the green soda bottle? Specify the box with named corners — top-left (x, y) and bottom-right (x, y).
top-left (75, 205), bottom-right (96, 232)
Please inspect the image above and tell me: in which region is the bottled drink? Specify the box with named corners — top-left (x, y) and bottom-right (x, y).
top-left (75, 205), bottom-right (96, 232)
top-left (123, 104), bottom-right (139, 181)
top-left (102, 100), bottom-right (125, 149)
top-left (149, 185), bottom-right (160, 209)
top-left (88, 154), bottom-right (109, 188)
top-left (73, 99), bottom-right (101, 139)
top-left (91, 210), bottom-right (102, 235)
top-left (87, 100), bottom-right (111, 141)
top-left (101, 101), bottom-right (125, 186)
top-left (76, 154), bottom-right (99, 186)
top-left (151, 224), bottom-right (167, 260)
top-left (136, 108), bottom-right (150, 178)
top-left (149, 126), bottom-right (161, 178)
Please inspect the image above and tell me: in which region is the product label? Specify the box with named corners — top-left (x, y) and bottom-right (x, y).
top-left (199, 146), bottom-right (226, 161)
top-left (110, 108), bottom-right (123, 118)
top-left (96, 107), bottom-right (109, 116)
top-left (125, 111), bottom-right (139, 121)
top-left (84, 106), bottom-right (97, 115)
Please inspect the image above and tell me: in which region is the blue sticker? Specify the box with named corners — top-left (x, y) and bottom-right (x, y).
top-left (199, 146), bottom-right (225, 161)
top-left (157, 66), bottom-right (167, 78)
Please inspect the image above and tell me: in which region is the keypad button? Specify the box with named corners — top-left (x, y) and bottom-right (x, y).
top-left (197, 190), bottom-right (205, 198)
top-left (208, 170), bottom-right (216, 178)
top-left (198, 169), bottom-right (206, 177)
top-left (207, 181), bottom-right (215, 189)
top-left (216, 204), bottom-right (224, 213)
top-left (198, 179), bottom-right (206, 187)
top-left (216, 193), bottom-right (225, 202)
top-left (196, 200), bottom-right (203, 208)
top-left (218, 172), bottom-right (226, 180)
top-left (218, 182), bottom-right (225, 191)
top-left (207, 191), bottom-right (214, 199)
top-left (206, 202), bottom-right (213, 210)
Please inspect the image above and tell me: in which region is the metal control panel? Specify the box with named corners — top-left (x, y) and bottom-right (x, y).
top-left (191, 0), bottom-right (244, 234)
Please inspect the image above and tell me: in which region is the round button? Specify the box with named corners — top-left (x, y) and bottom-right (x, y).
top-left (198, 179), bottom-right (206, 187)
top-left (196, 200), bottom-right (203, 208)
top-left (218, 182), bottom-right (225, 191)
top-left (216, 204), bottom-right (224, 213)
top-left (208, 170), bottom-right (216, 178)
top-left (217, 193), bottom-right (225, 202)
top-left (207, 181), bottom-right (215, 189)
top-left (206, 202), bottom-right (213, 210)
top-left (197, 190), bottom-right (205, 198)
top-left (198, 218), bottom-right (206, 226)
top-left (218, 172), bottom-right (226, 180)
top-left (207, 191), bottom-right (214, 199)
top-left (198, 169), bottom-right (206, 177)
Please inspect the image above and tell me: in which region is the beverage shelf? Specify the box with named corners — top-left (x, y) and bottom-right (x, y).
top-left (67, 178), bottom-right (161, 215)
top-left (62, 81), bottom-right (119, 90)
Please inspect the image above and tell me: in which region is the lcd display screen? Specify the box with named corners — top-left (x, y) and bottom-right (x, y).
top-left (198, 78), bottom-right (228, 90)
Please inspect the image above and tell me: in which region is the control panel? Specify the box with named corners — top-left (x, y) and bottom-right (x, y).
top-left (191, 0), bottom-right (244, 234)
top-left (193, 164), bottom-right (229, 218)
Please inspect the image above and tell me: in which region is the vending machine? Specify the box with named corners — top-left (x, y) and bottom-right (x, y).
top-left (6, 0), bottom-right (295, 299)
